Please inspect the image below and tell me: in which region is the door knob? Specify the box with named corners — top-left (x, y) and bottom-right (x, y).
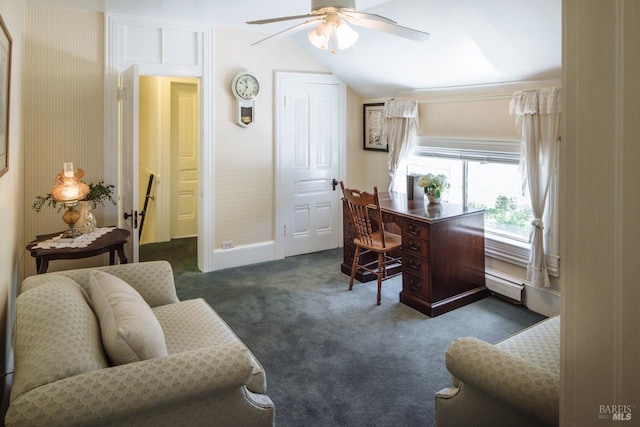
top-left (332, 179), bottom-right (339, 191)
top-left (123, 210), bottom-right (139, 228)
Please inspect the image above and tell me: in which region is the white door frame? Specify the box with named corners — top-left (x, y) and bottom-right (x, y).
top-left (104, 15), bottom-right (214, 272)
top-left (274, 71), bottom-right (347, 259)
top-left (118, 65), bottom-right (140, 263)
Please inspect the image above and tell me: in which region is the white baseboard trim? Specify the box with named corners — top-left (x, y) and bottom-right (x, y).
top-left (210, 241), bottom-right (278, 271)
top-left (525, 284), bottom-right (561, 317)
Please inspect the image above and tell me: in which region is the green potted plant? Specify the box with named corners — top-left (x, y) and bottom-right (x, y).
top-left (417, 173), bottom-right (450, 204)
top-left (32, 181), bottom-right (116, 233)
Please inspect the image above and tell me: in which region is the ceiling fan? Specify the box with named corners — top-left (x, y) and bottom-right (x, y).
top-left (247, 0), bottom-right (430, 53)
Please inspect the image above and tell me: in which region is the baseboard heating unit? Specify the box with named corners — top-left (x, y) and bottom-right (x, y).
top-left (485, 269), bottom-right (525, 304)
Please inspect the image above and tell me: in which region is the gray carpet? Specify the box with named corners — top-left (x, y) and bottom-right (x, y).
top-left (141, 238), bottom-right (545, 427)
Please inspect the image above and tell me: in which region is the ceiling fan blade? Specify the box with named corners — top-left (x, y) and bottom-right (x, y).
top-left (247, 14), bottom-right (319, 25)
top-left (340, 11), bottom-right (396, 25)
top-left (347, 17), bottom-right (430, 42)
top-left (251, 19), bottom-right (323, 46)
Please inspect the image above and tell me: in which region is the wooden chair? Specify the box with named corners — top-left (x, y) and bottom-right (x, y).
top-left (340, 182), bottom-right (402, 305)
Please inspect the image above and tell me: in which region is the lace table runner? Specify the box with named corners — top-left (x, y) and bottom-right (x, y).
top-left (33, 227), bottom-right (117, 249)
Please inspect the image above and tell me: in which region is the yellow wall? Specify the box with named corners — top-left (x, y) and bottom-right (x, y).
top-left (138, 76), bottom-right (163, 245)
top-left (0, 0), bottom-right (24, 407)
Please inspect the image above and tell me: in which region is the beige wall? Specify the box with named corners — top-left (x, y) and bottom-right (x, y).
top-left (23, 6), bottom-right (105, 276)
top-left (418, 96), bottom-right (518, 139)
top-left (345, 87), bottom-right (364, 189)
top-left (212, 27), bottom-right (332, 249)
top-left (562, 0), bottom-right (640, 424)
top-left (0, 0), bottom-right (24, 408)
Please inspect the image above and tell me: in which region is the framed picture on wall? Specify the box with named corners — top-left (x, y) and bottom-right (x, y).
top-left (363, 103), bottom-right (387, 151)
top-left (0, 14), bottom-right (11, 178)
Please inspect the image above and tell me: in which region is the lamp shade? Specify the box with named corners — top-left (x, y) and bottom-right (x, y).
top-left (51, 166), bottom-right (89, 203)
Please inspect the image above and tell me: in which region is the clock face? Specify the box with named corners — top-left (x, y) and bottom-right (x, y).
top-left (235, 74), bottom-right (260, 100)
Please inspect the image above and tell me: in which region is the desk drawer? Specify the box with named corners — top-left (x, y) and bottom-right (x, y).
top-left (403, 235), bottom-right (429, 257)
top-left (403, 271), bottom-right (431, 300)
top-left (402, 221), bottom-right (429, 240)
top-left (402, 253), bottom-right (430, 278)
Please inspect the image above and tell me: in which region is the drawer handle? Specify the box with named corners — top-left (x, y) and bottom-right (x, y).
top-left (409, 240), bottom-right (421, 252)
top-left (409, 278), bottom-right (422, 292)
top-left (408, 258), bottom-right (421, 270)
top-left (408, 224), bottom-right (419, 235)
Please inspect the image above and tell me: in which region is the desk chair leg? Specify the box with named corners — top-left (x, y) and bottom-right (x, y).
top-left (349, 246), bottom-right (360, 291)
top-left (376, 252), bottom-right (383, 305)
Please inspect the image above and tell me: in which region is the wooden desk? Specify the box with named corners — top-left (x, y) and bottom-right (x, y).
top-left (26, 228), bottom-right (130, 274)
top-left (342, 192), bottom-right (488, 317)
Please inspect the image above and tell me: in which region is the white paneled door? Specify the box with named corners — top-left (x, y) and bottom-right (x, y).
top-left (170, 81), bottom-right (199, 238)
top-left (282, 76), bottom-right (343, 257)
top-left (119, 65), bottom-right (140, 263)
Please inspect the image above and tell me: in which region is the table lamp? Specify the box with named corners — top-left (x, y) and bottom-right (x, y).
top-left (50, 162), bottom-right (90, 240)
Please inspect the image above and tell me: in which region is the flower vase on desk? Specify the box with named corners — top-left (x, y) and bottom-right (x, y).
top-left (76, 201), bottom-right (96, 234)
top-left (425, 192), bottom-right (442, 204)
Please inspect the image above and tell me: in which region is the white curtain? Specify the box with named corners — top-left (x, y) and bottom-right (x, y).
top-left (383, 100), bottom-right (419, 193)
top-left (510, 87), bottom-right (561, 288)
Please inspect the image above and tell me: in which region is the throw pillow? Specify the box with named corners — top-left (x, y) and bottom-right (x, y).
top-left (88, 270), bottom-right (168, 365)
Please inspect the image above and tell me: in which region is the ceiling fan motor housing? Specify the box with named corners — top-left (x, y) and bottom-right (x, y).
top-left (312, 0), bottom-right (356, 13)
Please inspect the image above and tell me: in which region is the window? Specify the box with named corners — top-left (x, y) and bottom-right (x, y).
top-left (411, 137), bottom-right (559, 275)
top-left (412, 156), bottom-right (531, 242)
top-left (467, 162), bottom-right (532, 242)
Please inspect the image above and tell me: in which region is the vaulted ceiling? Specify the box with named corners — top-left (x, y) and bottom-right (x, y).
top-left (29, 0), bottom-right (562, 98)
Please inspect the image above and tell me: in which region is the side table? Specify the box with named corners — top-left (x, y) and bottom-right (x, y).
top-left (26, 228), bottom-right (130, 274)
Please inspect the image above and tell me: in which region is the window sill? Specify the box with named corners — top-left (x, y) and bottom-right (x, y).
top-left (485, 233), bottom-right (559, 277)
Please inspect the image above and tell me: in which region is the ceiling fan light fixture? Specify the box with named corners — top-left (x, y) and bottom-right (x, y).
top-left (307, 15), bottom-right (358, 53)
top-left (335, 20), bottom-right (358, 49)
top-left (308, 22), bottom-right (330, 50)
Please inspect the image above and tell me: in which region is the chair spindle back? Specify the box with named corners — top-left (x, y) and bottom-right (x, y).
top-left (340, 183), bottom-right (387, 248)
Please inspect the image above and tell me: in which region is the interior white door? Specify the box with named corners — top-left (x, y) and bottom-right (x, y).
top-left (283, 80), bottom-right (341, 256)
top-left (170, 81), bottom-right (199, 238)
top-left (119, 65), bottom-right (140, 262)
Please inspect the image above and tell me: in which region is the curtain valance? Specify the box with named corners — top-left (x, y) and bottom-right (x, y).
top-left (510, 87), bottom-right (561, 117)
top-left (384, 100), bottom-right (419, 119)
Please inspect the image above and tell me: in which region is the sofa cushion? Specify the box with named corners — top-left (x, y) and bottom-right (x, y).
top-left (89, 270), bottom-right (168, 365)
top-left (12, 276), bottom-right (109, 400)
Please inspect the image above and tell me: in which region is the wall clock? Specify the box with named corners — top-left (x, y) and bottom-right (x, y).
top-left (231, 71), bottom-right (260, 127)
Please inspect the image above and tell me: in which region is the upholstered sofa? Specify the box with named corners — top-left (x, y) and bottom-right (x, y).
top-left (6, 261), bottom-right (275, 426)
top-left (435, 315), bottom-right (560, 427)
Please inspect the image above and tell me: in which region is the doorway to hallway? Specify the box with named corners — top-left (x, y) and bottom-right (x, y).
top-left (138, 76), bottom-right (200, 265)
